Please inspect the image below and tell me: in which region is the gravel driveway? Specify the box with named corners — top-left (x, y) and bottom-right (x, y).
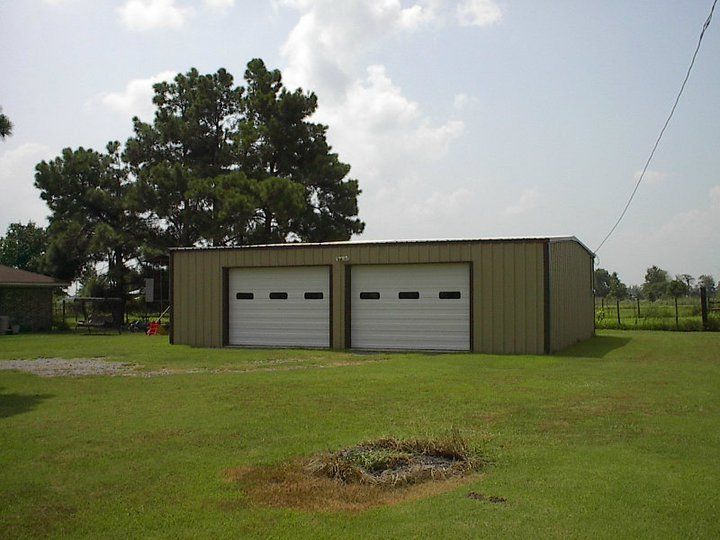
top-left (0, 357), bottom-right (384, 378)
top-left (0, 358), bottom-right (143, 377)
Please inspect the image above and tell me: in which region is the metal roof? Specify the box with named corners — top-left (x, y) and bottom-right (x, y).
top-left (169, 236), bottom-right (595, 257)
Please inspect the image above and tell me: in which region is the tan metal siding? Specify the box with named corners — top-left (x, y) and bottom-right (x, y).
top-left (548, 241), bottom-right (595, 352)
top-left (525, 243), bottom-right (538, 354)
top-left (171, 240), bottom-right (554, 353)
top-left (476, 242), bottom-right (545, 355)
top-left (177, 251), bottom-right (191, 346)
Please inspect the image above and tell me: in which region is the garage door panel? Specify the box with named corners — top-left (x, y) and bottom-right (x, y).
top-left (228, 266), bottom-right (330, 347)
top-left (351, 263), bottom-right (470, 351)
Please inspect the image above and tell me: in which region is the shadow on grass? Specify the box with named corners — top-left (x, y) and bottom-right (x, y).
top-left (558, 335), bottom-right (632, 359)
top-left (0, 388), bottom-right (54, 419)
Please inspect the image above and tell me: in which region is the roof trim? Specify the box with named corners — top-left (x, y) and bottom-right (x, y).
top-left (0, 282), bottom-right (69, 288)
top-left (169, 236), bottom-right (595, 257)
top-left (547, 236), bottom-right (595, 257)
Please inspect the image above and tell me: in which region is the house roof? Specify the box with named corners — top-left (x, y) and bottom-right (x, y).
top-left (169, 236), bottom-right (595, 257)
top-left (0, 265), bottom-right (68, 288)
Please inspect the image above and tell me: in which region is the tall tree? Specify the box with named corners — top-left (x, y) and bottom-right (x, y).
top-left (697, 274), bottom-right (716, 295)
top-left (628, 284), bottom-right (643, 300)
top-left (667, 279), bottom-right (689, 299)
top-left (677, 273), bottom-right (694, 289)
top-left (238, 59), bottom-right (364, 242)
top-left (0, 222), bottom-right (48, 273)
top-left (594, 268), bottom-right (611, 298)
top-left (125, 68), bottom-right (244, 249)
top-left (643, 265), bottom-right (670, 301)
top-left (125, 60), bottom-right (364, 249)
top-left (33, 59), bottom-right (365, 314)
top-left (609, 272), bottom-right (628, 300)
top-left (0, 106), bottom-right (12, 140)
top-left (35, 142), bottom-right (145, 317)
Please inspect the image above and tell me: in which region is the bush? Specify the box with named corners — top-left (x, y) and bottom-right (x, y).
top-left (53, 320), bottom-right (70, 331)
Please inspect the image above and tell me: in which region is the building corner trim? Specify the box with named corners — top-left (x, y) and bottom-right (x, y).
top-left (169, 252), bottom-right (175, 345)
top-left (344, 265), bottom-right (351, 349)
top-left (222, 267), bottom-right (229, 347)
top-left (543, 240), bottom-right (551, 354)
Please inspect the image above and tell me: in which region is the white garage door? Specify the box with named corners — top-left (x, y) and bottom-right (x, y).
top-left (228, 266), bottom-right (330, 348)
top-left (350, 263), bottom-right (470, 351)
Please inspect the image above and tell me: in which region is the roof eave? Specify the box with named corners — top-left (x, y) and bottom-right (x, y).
top-left (547, 236), bottom-right (596, 258)
top-left (169, 235), bottom-right (595, 254)
top-left (0, 282), bottom-right (69, 288)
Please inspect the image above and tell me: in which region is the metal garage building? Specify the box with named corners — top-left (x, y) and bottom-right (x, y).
top-left (169, 237), bottom-right (594, 354)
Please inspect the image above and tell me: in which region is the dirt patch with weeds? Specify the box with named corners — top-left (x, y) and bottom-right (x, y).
top-left (306, 435), bottom-right (482, 486)
top-left (227, 433), bottom-right (487, 512)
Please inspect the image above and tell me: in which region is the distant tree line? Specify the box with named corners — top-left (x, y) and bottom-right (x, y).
top-left (0, 60), bottom-right (364, 317)
top-left (594, 266), bottom-right (716, 301)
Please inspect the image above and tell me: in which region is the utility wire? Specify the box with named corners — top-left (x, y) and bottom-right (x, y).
top-left (594, 0), bottom-right (717, 253)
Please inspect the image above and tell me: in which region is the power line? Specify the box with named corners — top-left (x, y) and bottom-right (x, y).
top-left (594, 0), bottom-right (717, 253)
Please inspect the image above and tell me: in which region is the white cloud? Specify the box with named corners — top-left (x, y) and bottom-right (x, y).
top-left (453, 92), bottom-right (475, 109)
top-left (280, 0), bottom-right (442, 98)
top-left (457, 0), bottom-right (502, 27)
top-left (708, 185), bottom-right (720, 209)
top-left (0, 143), bottom-right (53, 233)
top-left (504, 188), bottom-right (539, 215)
top-left (317, 64), bottom-right (464, 187)
top-left (203, 0), bottom-right (235, 9)
top-left (98, 71), bottom-right (177, 121)
top-left (652, 199), bottom-right (719, 260)
top-left (277, 1), bottom-right (475, 239)
top-left (405, 187), bottom-right (473, 221)
top-left (397, 3), bottom-right (437, 29)
top-left (634, 169), bottom-right (666, 185)
top-left (117, 0), bottom-right (194, 31)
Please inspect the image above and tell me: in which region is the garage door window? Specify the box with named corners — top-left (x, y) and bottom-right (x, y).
top-left (236, 292), bottom-right (254, 300)
top-left (439, 291), bottom-right (461, 299)
top-left (304, 292), bottom-right (324, 300)
top-left (398, 291), bottom-right (420, 299)
top-left (360, 292), bottom-right (380, 300)
top-left (269, 292), bottom-right (288, 300)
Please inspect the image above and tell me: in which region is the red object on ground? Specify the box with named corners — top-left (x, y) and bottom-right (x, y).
top-left (147, 322), bottom-right (160, 336)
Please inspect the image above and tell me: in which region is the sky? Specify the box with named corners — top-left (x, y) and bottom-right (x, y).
top-left (1, 0), bottom-right (718, 285)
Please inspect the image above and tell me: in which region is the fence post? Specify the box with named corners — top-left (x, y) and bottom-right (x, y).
top-left (700, 287), bottom-right (709, 330)
top-left (674, 297), bottom-right (679, 329)
top-left (62, 300), bottom-right (66, 327)
top-left (616, 299), bottom-right (621, 326)
top-left (636, 297), bottom-right (640, 318)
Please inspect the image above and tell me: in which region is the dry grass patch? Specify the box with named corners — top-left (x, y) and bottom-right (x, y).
top-left (227, 433), bottom-right (487, 512)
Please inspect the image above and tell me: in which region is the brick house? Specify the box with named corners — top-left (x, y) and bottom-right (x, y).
top-left (0, 265), bottom-right (68, 332)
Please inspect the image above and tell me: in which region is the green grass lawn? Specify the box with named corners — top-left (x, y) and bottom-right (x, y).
top-left (1, 331), bottom-right (719, 538)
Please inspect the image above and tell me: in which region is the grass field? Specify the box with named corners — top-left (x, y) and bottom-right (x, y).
top-left (1, 331), bottom-right (719, 538)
